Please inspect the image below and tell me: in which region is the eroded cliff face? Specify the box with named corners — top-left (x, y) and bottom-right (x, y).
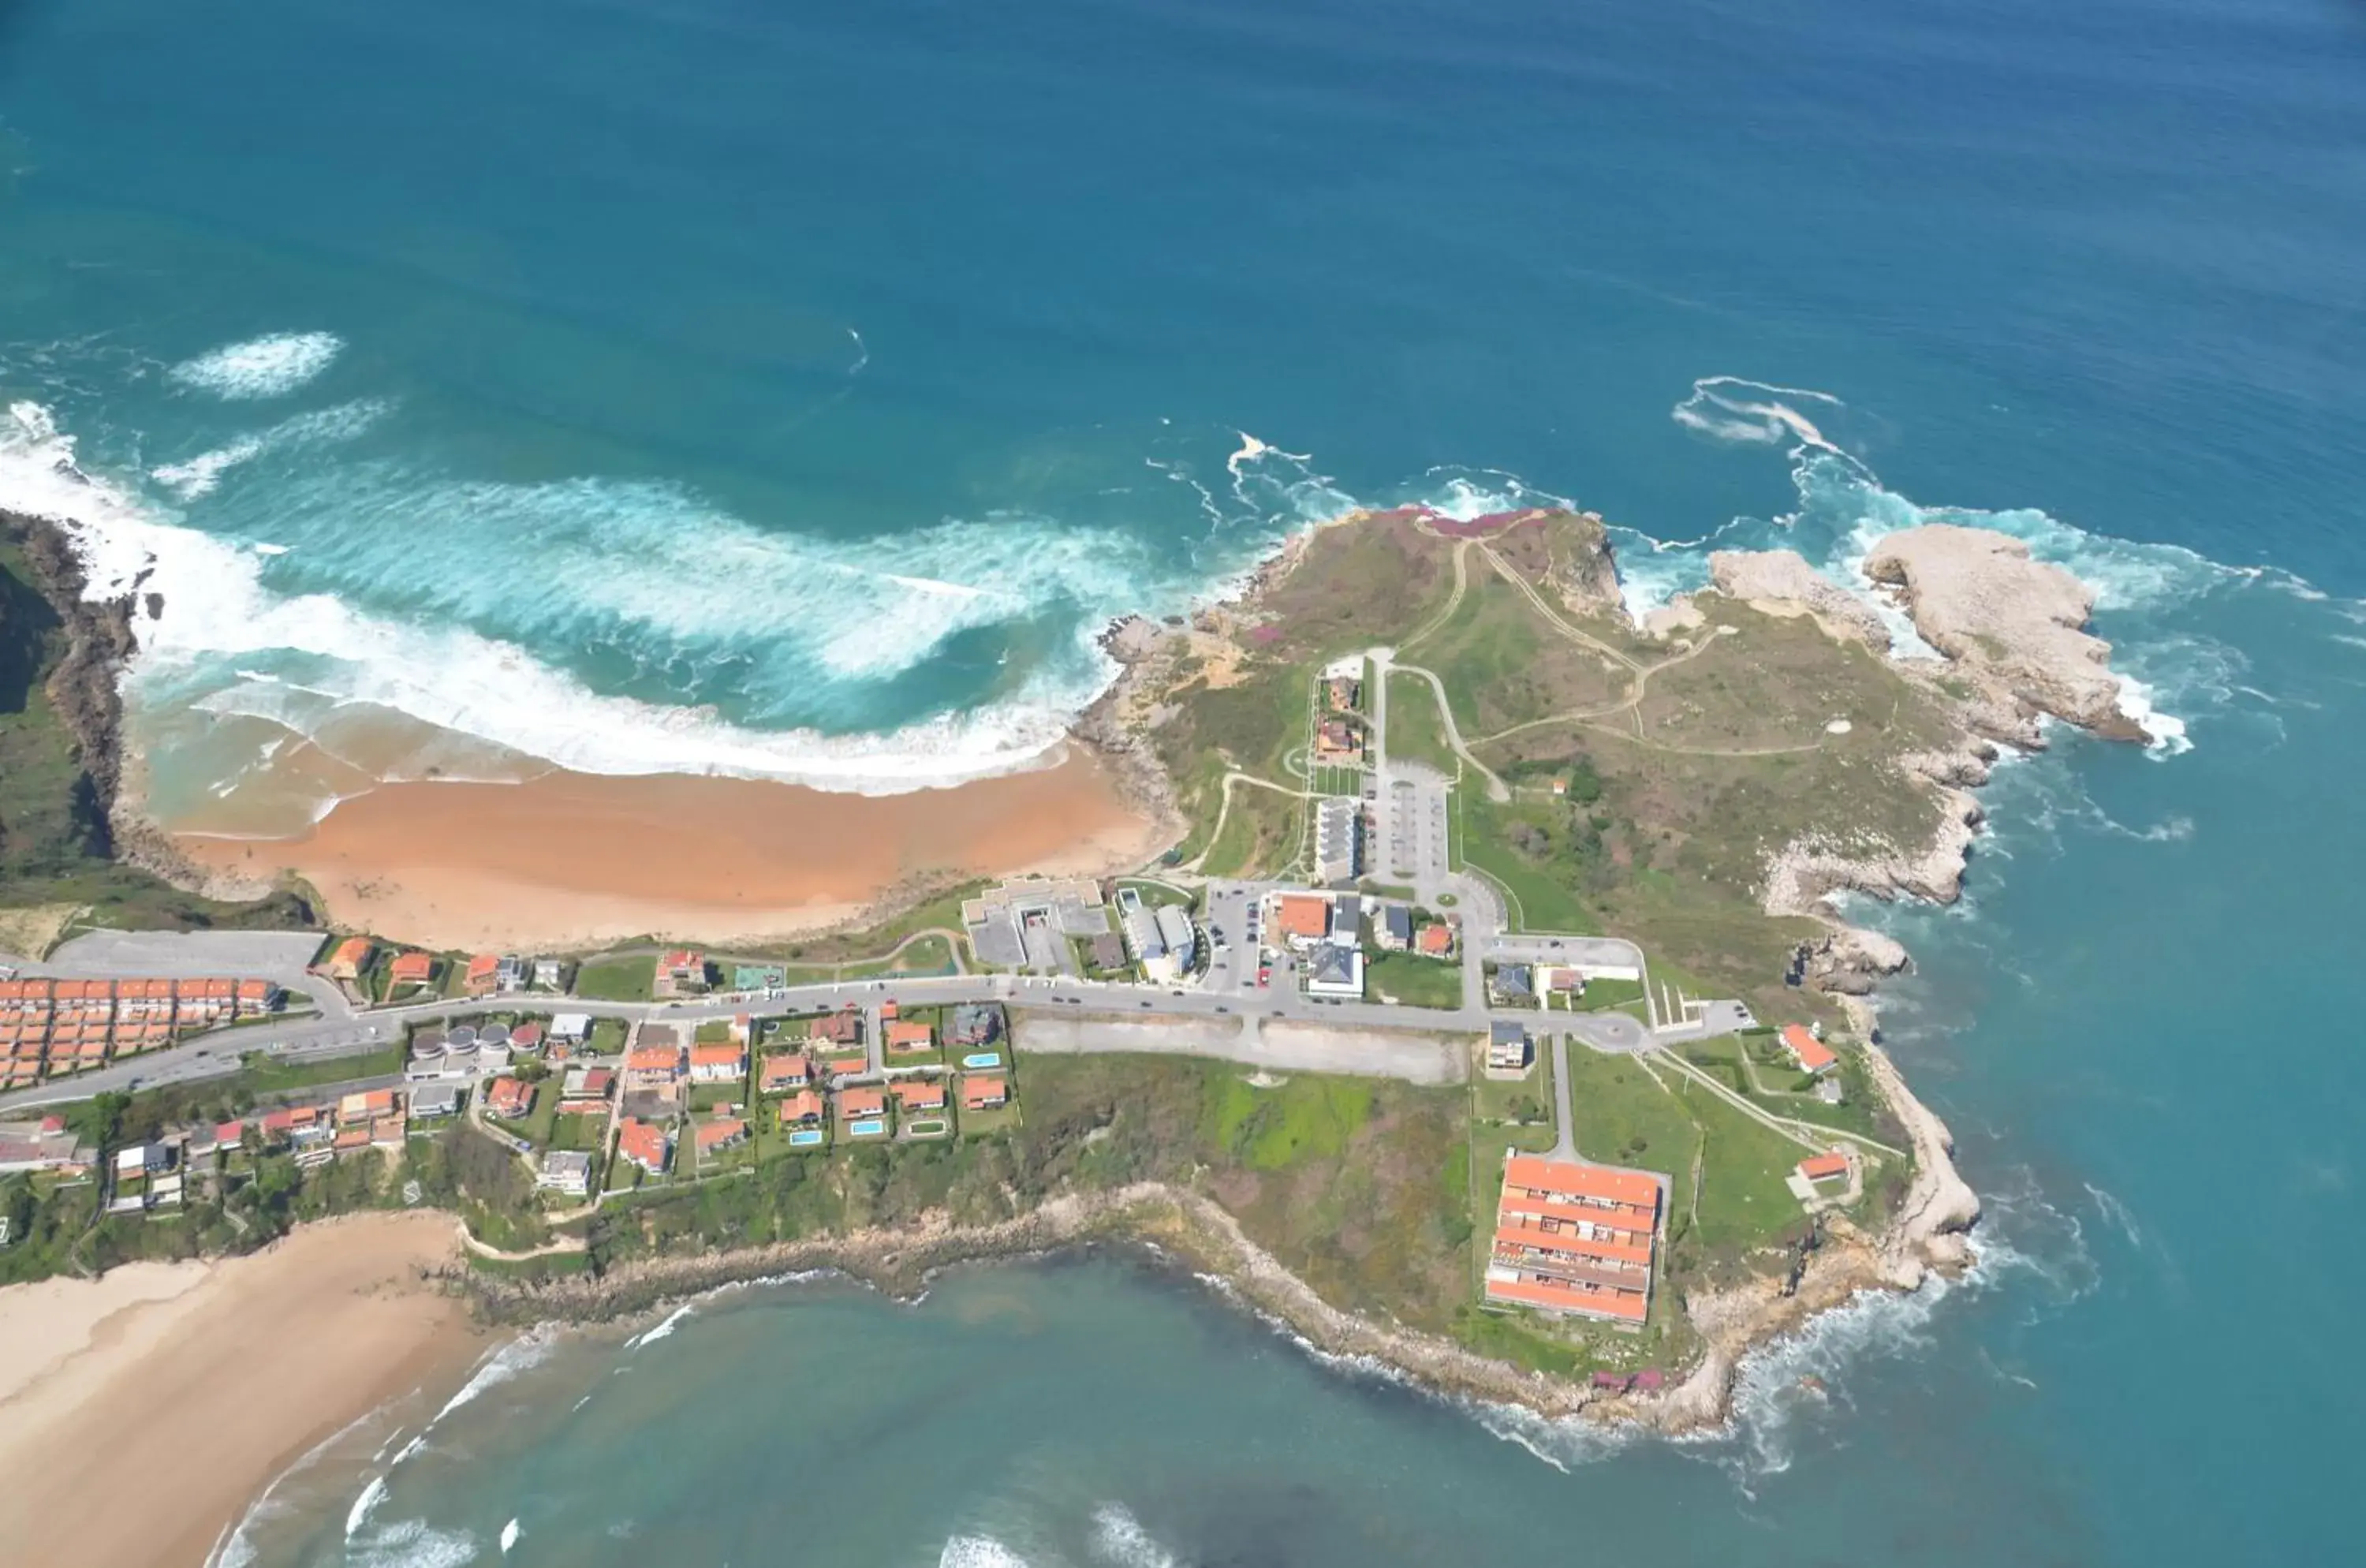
top-left (1554, 511), bottom-right (1625, 612)
top-left (1, 508), bottom-right (144, 855)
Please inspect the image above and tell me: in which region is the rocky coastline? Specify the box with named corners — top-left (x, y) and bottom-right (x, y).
top-left (465, 506), bottom-right (2130, 1440)
top-left (15, 488), bottom-right (2125, 1438)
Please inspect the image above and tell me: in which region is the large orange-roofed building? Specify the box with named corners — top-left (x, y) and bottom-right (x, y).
top-left (1484, 1154), bottom-right (1665, 1325)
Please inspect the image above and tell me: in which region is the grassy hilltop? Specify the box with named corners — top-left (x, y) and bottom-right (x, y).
top-left (1130, 506), bottom-right (1962, 1018)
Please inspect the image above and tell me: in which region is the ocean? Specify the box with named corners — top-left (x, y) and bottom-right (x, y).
top-left (4, 0), bottom-right (2364, 1562)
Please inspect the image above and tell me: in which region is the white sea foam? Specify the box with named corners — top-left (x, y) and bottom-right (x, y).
top-left (151, 398), bottom-right (390, 499)
top-left (625, 1301), bottom-right (696, 1349)
top-left (203, 1401), bottom-right (395, 1568)
top-left (343, 1517), bottom-right (480, 1568)
top-left (499, 1518), bottom-right (523, 1555)
top-left (940, 1534), bottom-right (1036, 1568)
top-left (344, 1473), bottom-right (391, 1539)
top-left (152, 435), bottom-right (266, 501)
top-left (1670, 375), bottom-right (1853, 454)
top-left (4, 405), bottom-right (1095, 794)
top-left (168, 331), bottom-right (342, 400)
top-left (1090, 1503), bottom-right (1181, 1568)
top-left (427, 1334), bottom-right (554, 1426)
top-left (2113, 674), bottom-right (2191, 755)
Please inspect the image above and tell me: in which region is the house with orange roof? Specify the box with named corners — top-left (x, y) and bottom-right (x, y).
top-left (485, 1077), bottom-right (536, 1120)
top-left (322, 937), bottom-right (374, 982)
top-left (623, 1042), bottom-right (685, 1089)
top-left (759, 1052), bottom-right (814, 1094)
top-left (652, 950), bottom-right (708, 999)
top-left (338, 1088), bottom-right (398, 1126)
top-left (811, 1010), bottom-right (863, 1047)
top-left (1415, 921), bottom-right (1455, 958)
top-left (961, 1076), bottom-right (1008, 1112)
top-left (387, 951), bottom-right (435, 991)
top-left (776, 1089), bottom-right (825, 1127)
top-left (695, 1118), bottom-right (748, 1156)
top-left (1484, 1154), bottom-right (1665, 1326)
top-left (617, 1117), bottom-right (671, 1176)
top-left (333, 1126), bottom-right (373, 1155)
top-left (885, 1019), bottom-right (935, 1055)
top-left (1797, 1152), bottom-right (1849, 1185)
top-left (821, 1051), bottom-right (871, 1081)
top-left (688, 1042), bottom-right (746, 1085)
top-left (463, 953), bottom-right (501, 995)
top-left (893, 1079), bottom-right (947, 1113)
top-left (1780, 1024), bottom-right (1837, 1075)
top-left (838, 1086), bottom-right (888, 1120)
top-left (235, 978), bottom-right (280, 1012)
top-left (1272, 893), bottom-right (1333, 946)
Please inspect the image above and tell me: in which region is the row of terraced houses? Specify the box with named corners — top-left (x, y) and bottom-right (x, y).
top-left (0, 976), bottom-right (284, 1088)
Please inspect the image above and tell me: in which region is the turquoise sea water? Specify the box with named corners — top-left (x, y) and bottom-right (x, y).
top-left (4, 0), bottom-right (2364, 1562)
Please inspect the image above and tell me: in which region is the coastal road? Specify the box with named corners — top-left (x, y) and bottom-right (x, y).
top-left (0, 879), bottom-right (1751, 1114)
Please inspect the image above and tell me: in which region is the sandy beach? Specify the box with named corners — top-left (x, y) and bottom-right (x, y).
top-left (0, 1213), bottom-right (481, 1568)
top-left (176, 747), bottom-right (1168, 951)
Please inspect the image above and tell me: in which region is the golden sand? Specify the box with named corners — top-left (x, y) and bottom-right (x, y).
top-left (178, 747), bottom-right (1166, 950)
top-left (0, 1212), bottom-right (480, 1568)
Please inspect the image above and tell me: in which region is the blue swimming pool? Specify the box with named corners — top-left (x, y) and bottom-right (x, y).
top-left (849, 1118), bottom-right (886, 1137)
top-left (786, 1129), bottom-right (824, 1148)
top-left (961, 1052), bottom-right (1002, 1070)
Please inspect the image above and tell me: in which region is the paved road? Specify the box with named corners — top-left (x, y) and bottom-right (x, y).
top-left (1547, 1036), bottom-right (1580, 1158)
top-left (0, 878), bottom-right (1756, 1114)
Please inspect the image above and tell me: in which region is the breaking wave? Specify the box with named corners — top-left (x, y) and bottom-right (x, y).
top-left (1090, 1503), bottom-right (1182, 1568)
top-left (151, 398), bottom-right (390, 500)
top-left (167, 331), bottom-right (343, 400)
top-left (941, 1535), bottom-right (1040, 1568)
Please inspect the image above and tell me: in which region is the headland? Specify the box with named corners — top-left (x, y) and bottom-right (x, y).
top-left (0, 489), bottom-right (2149, 1542)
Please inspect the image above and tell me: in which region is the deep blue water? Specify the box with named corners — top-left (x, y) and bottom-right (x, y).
top-left (5, 1), bottom-right (2365, 1563)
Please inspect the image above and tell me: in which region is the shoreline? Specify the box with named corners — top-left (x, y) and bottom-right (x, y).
top-left (169, 745), bottom-right (1175, 951)
top-left (0, 1211), bottom-right (482, 1568)
top-left (8, 495), bottom-right (2112, 1499)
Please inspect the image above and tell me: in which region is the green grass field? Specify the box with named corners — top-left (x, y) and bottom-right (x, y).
top-left (573, 955), bottom-right (655, 1002)
top-left (235, 1045), bottom-right (405, 1095)
top-left (1383, 670), bottom-right (1458, 776)
top-left (1457, 794), bottom-right (1600, 935)
top-left (1363, 953), bottom-right (1465, 1010)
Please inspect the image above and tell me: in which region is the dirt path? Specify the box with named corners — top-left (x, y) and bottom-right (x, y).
top-left (1180, 771), bottom-right (1308, 874)
top-left (1398, 536), bottom-right (1475, 653)
top-left (1386, 663), bottom-right (1511, 801)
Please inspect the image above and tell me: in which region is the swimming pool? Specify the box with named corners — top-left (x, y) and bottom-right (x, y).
top-left (961, 1051), bottom-right (1003, 1070)
top-left (907, 1118), bottom-right (949, 1137)
top-left (849, 1118), bottom-right (886, 1137)
top-left (786, 1129), bottom-right (825, 1148)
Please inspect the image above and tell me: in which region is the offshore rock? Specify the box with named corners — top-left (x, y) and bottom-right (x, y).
top-left (1863, 524), bottom-right (2145, 743)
